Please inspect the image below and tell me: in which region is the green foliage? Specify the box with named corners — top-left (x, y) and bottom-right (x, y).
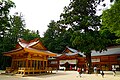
top-left (100, 28), bottom-right (117, 45)
top-left (71, 30), bottom-right (111, 53)
top-left (59, 0), bottom-right (112, 73)
top-left (22, 29), bottom-right (40, 41)
top-left (42, 20), bottom-right (72, 53)
top-left (0, 0), bottom-right (41, 69)
top-left (60, 0), bottom-right (109, 53)
top-left (60, 0), bottom-right (101, 31)
top-left (0, 0), bottom-right (15, 52)
top-left (0, 0), bottom-right (15, 69)
top-left (101, 0), bottom-right (120, 44)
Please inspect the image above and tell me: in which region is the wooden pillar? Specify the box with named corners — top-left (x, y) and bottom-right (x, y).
top-left (45, 61), bottom-right (48, 73)
top-left (46, 61), bottom-right (47, 67)
top-left (34, 60), bottom-right (36, 70)
top-left (11, 59), bottom-right (14, 68)
top-left (34, 60), bottom-right (35, 69)
top-left (43, 60), bottom-right (45, 69)
top-left (39, 60), bottom-right (41, 70)
top-left (16, 61), bottom-right (18, 69)
top-left (32, 60), bottom-right (35, 70)
top-left (22, 60), bottom-right (24, 67)
top-left (36, 60), bottom-right (38, 70)
top-left (108, 56), bottom-right (111, 70)
top-left (30, 60), bottom-right (32, 68)
top-left (26, 59), bottom-right (28, 68)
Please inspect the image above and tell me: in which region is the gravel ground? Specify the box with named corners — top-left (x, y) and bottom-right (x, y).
top-left (0, 70), bottom-right (120, 80)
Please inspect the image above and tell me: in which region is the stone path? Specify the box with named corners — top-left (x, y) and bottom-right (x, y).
top-left (0, 70), bottom-right (120, 80)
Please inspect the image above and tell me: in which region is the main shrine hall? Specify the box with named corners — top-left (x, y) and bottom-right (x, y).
top-left (3, 38), bottom-right (56, 75)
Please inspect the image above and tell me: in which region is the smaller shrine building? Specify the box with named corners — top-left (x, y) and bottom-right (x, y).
top-left (48, 46), bottom-right (120, 71)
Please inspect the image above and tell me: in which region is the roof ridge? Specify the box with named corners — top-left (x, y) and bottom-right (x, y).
top-left (67, 46), bottom-right (78, 53)
top-left (17, 38), bottom-right (40, 48)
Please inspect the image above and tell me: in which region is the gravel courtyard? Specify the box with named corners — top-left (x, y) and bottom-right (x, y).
top-left (0, 70), bottom-right (120, 80)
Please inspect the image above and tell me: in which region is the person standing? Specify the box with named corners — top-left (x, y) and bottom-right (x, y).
top-left (101, 70), bottom-right (104, 78)
top-left (74, 66), bottom-right (77, 71)
top-left (82, 68), bottom-right (84, 73)
top-left (77, 68), bottom-right (82, 77)
top-left (70, 65), bottom-right (72, 70)
top-left (94, 67), bottom-right (97, 76)
top-left (112, 68), bottom-right (116, 76)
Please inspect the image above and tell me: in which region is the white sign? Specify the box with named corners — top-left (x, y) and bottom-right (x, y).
top-left (51, 61), bottom-right (57, 64)
top-left (60, 60), bottom-right (77, 64)
top-left (92, 59), bottom-right (100, 62)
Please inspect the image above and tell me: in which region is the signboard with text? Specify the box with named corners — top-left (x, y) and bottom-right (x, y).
top-left (92, 58), bottom-right (100, 62)
top-left (60, 60), bottom-right (77, 64)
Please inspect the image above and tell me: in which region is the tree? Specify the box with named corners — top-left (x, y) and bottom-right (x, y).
top-left (102, 0), bottom-right (120, 44)
top-left (43, 20), bottom-right (72, 53)
top-left (100, 28), bottom-right (117, 46)
top-left (0, 0), bottom-right (15, 69)
top-left (60, 0), bottom-right (110, 73)
top-left (0, 0), bottom-right (41, 69)
top-left (0, 0), bottom-right (15, 39)
top-left (22, 29), bottom-right (40, 41)
top-left (8, 12), bottom-right (25, 43)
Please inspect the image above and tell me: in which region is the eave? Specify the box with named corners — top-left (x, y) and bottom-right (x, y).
top-left (24, 48), bottom-right (57, 57)
top-left (3, 48), bottom-right (24, 56)
top-left (3, 48), bottom-right (57, 57)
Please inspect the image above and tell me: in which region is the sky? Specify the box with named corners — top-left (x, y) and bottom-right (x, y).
top-left (10, 0), bottom-right (113, 37)
top-left (11, 0), bottom-right (70, 37)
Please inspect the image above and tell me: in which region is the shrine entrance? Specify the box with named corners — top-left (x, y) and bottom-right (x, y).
top-left (64, 62), bottom-right (70, 70)
top-left (59, 60), bottom-right (77, 70)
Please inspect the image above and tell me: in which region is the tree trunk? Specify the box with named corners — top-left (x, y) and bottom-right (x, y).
top-left (86, 53), bottom-right (92, 74)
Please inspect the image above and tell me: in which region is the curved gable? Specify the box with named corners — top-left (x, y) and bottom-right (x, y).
top-left (30, 41), bottom-right (47, 50)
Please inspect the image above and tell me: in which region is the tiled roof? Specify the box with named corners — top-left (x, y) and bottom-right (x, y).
top-left (60, 46), bottom-right (120, 57)
top-left (66, 46), bottom-right (78, 53)
top-left (3, 38), bottom-right (57, 57)
top-left (77, 47), bottom-right (120, 57)
top-left (60, 46), bottom-right (83, 57)
top-left (91, 47), bottom-right (120, 56)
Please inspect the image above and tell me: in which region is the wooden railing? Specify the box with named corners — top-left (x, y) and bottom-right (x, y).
top-left (17, 67), bottom-right (52, 75)
top-left (5, 67), bottom-right (53, 75)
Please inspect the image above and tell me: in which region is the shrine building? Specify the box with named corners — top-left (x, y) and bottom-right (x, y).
top-left (3, 38), bottom-right (57, 75)
top-left (48, 46), bottom-right (120, 71)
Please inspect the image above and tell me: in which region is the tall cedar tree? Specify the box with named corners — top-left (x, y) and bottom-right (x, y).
top-left (60, 0), bottom-right (110, 73)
